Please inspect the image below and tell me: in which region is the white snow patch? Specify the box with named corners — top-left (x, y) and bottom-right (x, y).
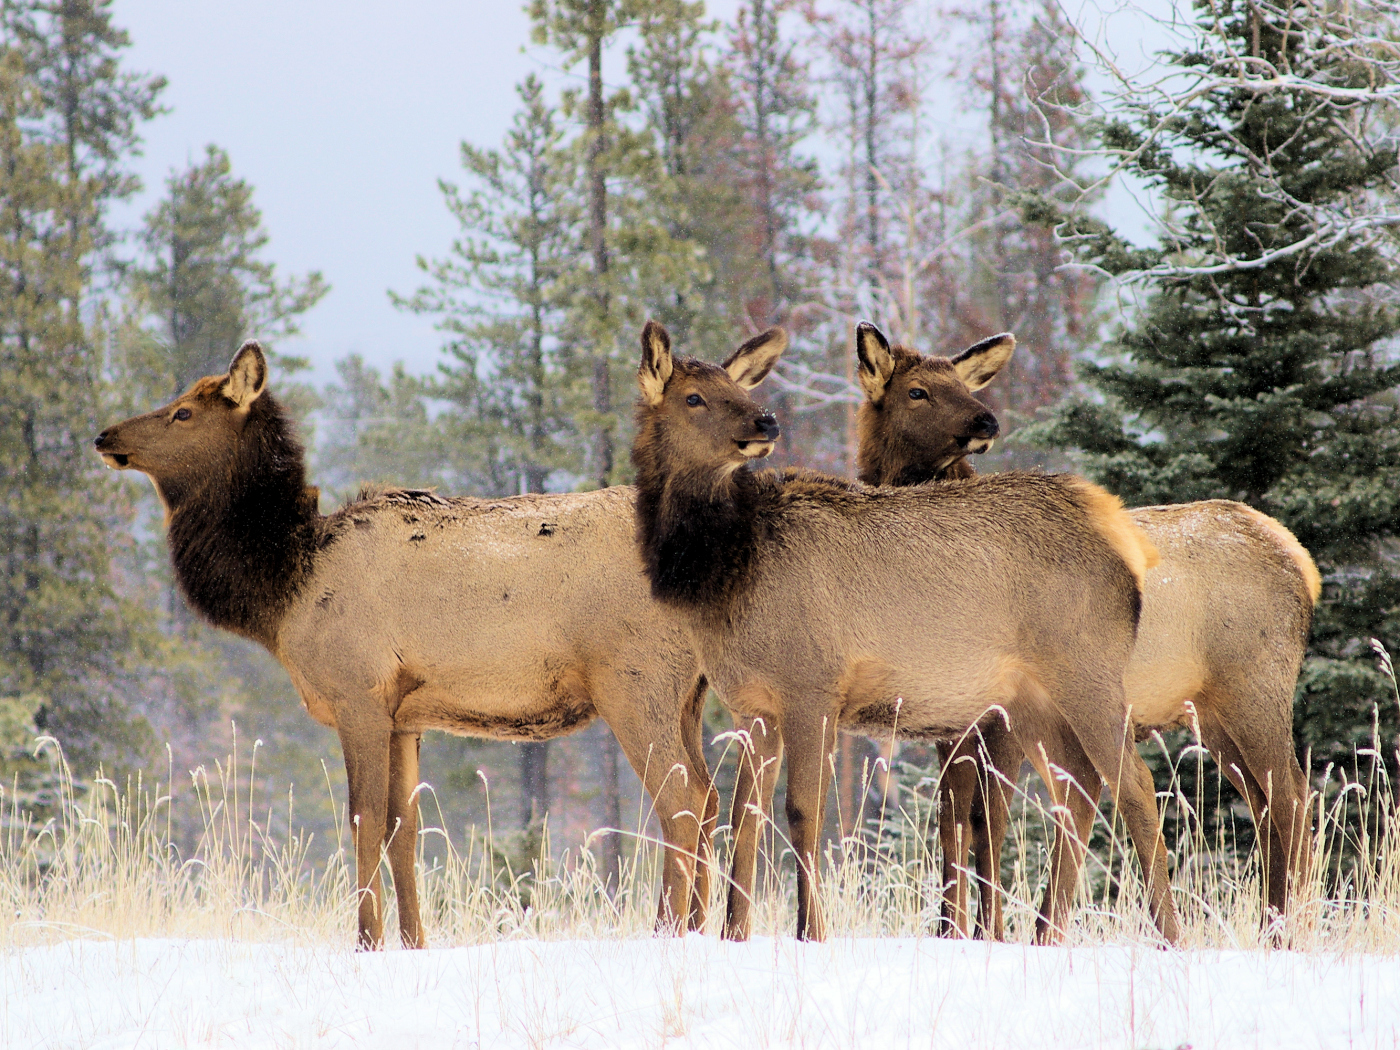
top-left (3, 935), bottom-right (1399, 1049)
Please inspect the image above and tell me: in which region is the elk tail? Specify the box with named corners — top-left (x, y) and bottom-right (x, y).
top-left (1065, 477), bottom-right (1159, 588)
top-left (1238, 506), bottom-right (1323, 606)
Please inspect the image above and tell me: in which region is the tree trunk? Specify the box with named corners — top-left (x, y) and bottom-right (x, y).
top-left (521, 742), bottom-right (549, 827)
top-left (583, 0), bottom-right (623, 889)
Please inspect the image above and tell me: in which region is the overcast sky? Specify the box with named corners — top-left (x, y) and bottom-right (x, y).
top-left (111, 0), bottom-right (1165, 387)
top-left (114, 0), bottom-right (546, 384)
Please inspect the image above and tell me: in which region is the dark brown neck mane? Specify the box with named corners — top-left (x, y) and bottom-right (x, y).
top-left (632, 426), bottom-right (766, 610)
top-left (857, 443), bottom-right (976, 487)
top-left (164, 393), bottom-right (321, 646)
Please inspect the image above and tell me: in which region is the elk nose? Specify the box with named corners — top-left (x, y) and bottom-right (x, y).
top-left (970, 412), bottom-right (999, 439)
top-left (94, 429), bottom-right (110, 448)
top-left (756, 414), bottom-right (780, 440)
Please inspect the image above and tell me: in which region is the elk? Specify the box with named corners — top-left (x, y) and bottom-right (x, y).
top-left (854, 321), bottom-right (1318, 940)
top-left (95, 341), bottom-right (721, 950)
top-left (632, 320), bottom-right (1181, 944)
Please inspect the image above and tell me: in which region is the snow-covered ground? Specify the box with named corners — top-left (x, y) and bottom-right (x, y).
top-left (4, 935), bottom-right (1399, 1049)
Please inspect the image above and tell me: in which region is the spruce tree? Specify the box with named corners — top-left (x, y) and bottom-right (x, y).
top-left (1024, 0), bottom-right (1400, 776)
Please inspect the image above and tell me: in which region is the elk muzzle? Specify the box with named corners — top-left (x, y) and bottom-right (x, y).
top-left (737, 414), bottom-right (780, 458)
top-left (93, 429), bottom-right (131, 469)
top-left (958, 411), bottom-right (999, 455)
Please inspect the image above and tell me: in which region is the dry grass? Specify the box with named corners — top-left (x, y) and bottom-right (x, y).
top-left (1, 646), bottom-right (1397, 955)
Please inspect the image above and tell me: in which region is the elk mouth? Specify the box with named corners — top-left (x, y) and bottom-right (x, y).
top-left (735, 438), bottom-right (775, 459)
top-left (99, 451), bottom-right (130, 468)
top-left (958, 436), bottom-right (995, 455)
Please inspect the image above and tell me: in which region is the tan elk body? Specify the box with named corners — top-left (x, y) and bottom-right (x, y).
top-left (95, 343), bottom-right (718, 949)
top-left (854, 322), bottom-right (1318, 938)
top-left (631, 321), bottom-right (1181, 944)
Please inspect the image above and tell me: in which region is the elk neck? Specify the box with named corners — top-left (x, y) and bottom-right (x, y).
top-left (856, 431), bottom-right (972, 487)
top-left (633, 450), bottom-right (773, 611)
top-left (163, 393), bottom-right (322, 647)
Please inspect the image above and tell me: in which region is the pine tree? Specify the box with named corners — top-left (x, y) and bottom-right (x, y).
top-left (389, 74), bottom-right (583, 828)
top-left (1024, 0), bottom-right (1400, 779)
top-left (726, 0), bottom-right (820, 328)
top-left (102, 144), bottom-right (332, 843)
top-left (939, 0), bottom-right (1098, 432)
top-left (628, 0), bottom-right (766, 348)
top-left (128, 145), bottom-right (327, 397)
top-left (0, 0), bottom-right (163, 777)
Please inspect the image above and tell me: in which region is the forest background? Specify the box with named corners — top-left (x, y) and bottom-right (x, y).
top-left (2, 0), bottom-right (1397, 894)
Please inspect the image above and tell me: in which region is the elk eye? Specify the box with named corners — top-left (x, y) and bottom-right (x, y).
top-left (174, 407), bottom-right (192, 421)
top-left (685, 393), bottom-right (704, 407)
top-left (908, 388), bottom-right (928, 401)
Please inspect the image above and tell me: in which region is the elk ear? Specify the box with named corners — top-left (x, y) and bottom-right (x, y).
top-left (855, 322), bottom-right (895, 403)
top-left (223, 340), bottom-right (269, 408)
top-left (723, 327), bottom-right (786, 389)
top-left (951, 332), bottom-right (1015, 391)
top-left (638, 320), bottom-right (674, 406)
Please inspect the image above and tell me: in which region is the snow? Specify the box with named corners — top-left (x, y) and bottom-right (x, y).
top-left (4, 935), bottom-right (1399, 1049)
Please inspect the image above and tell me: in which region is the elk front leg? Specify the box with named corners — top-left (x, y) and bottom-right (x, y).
top-left (681, 676), bottom-right (720, 932)
top-left (339, 718), bottom-right (392, 950)
top-left (936, 738), bottom-right (977, 939)
top-left (387, 730), bottom-right (425, 949)
top-left (724, 715), bottom-right (783, 941)
top-left (784, 713), bottom-right (839, 942)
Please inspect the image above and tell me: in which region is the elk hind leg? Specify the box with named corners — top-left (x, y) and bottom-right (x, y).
top-left (1017, 726), bottom-right (1102, 945)
top-left (681, 676), bottom-right (720, 931)
top-left (1199, 701), bottom-right (1311, 925)
top-left (606, 704), bottom-right (710, 935)
top-left (971, 722), bottom-right (1022, 941)
top-left (1063, 695), bottom-right (1180, 944)
top-left (386, 731), bottom-right (425, 949)
top-left (936, 739), bottom-right (977, 938)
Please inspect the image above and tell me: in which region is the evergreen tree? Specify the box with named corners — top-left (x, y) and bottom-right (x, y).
top-left (392, 75), bottom-right (577, 500)
top-left (939, 0), bottom-right (1098, 432)
top-left (726, 0), bottom-right (820, 328)
top-left (104, 144), bottom-right (333, 844)
top-left (628, 0), bottom-right (762, 348)
top-left (0, 0), bottom-right (163, 776)
top-left (390, 75), bottom-right (582, 828)
top-left (128, 145), bottom-right (327, 396)
top-left (1024, 0), bottom-right (1400, 779)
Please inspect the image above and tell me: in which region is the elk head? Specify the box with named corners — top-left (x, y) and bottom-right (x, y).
top-left (94, 341), bottom-right (271, 511)
top-left (854, 322), bottom-right (1012, 486)
top-left (635, 320), bottom-right (787, 482)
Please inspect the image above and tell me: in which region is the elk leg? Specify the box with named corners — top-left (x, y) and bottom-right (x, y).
top-left (724, 715), bottom-right (783, 941)
top-left (681, 676), bottom-right (720, 931)
top-left (339, 718), bottom-right (393, 950)
top-left (783, 713), bottom-right (839, 942)
top-left (387, 730), bottom-right (425, 949)
top-left (936, 738), bottom-right (977, 939)
top-left (690, 779), bottom-right (721, 930)
top-left (1199, 707), bottom-right (1311, 924)
top-left (972, 723), bottom-right (1023, 941)
top-left (1021, 729), bottom-right (1102, 945)
top-left (605, 703), bottom-right (711, 935)
top-left (1066, 709), bottom-right (1180, 945)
